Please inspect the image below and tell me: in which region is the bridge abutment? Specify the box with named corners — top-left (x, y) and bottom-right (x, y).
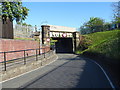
top-left (41, 25), bottom-right (80, 53)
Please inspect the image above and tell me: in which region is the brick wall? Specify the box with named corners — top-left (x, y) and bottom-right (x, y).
top-left (0, 39), bottom-right (50, 62)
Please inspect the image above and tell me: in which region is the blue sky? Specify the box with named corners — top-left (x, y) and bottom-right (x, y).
top-left (22, 2), bottom-right (114, 30)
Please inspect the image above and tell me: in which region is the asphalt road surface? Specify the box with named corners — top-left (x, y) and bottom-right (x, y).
top-left (2, 54), bottom-right (113, 88)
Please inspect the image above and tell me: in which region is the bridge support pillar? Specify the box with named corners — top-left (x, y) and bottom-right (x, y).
top-left (41, 25), bottom-right (50, 46)
top-left (73, 32), bottom-right (80, 52)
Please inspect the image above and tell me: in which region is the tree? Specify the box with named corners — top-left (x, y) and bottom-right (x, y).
top-left (85, 17), bottom-right (104, 32)
top-left (0, 0), bottom-right (29, 39)
top-left (80, 26), bottom-right (91, 34)
top-left (103, 22), bottom-right (111, 31)
top-left (112, 1), bottom-right (120, 29)
top-left (80, 17), bottom-right (104, 34)
top-left (1, 1), bottom-right (29, 22)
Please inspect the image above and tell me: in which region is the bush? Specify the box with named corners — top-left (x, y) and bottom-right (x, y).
top-left (77, 35), bottom-right (92, 52)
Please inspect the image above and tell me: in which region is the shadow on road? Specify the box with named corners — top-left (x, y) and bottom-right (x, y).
top-left (20, 54), bottom-right (113, 89)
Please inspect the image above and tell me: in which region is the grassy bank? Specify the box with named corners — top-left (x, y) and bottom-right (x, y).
top-left (76, 30), bottom-right (120, 64)
top-left (76, 30), bottom-right (120, 87)
top-left (14, 37), bottom-right (34, 41)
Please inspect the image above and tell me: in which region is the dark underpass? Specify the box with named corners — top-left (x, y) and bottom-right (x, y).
top-left (52, 38), bottom-right (73, 53)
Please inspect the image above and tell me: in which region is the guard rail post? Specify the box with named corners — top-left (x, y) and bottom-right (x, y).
top-left (4, 52), bottom-right (7, 71)
top-left (44, 48), bottom-right (45, 58)
top-left (36, 49), bottom-right (38, 61)
top-left (24, 50), bottom-right (26, 65)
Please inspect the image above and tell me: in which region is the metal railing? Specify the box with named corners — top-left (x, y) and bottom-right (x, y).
top-left (0, 47), bottom-right (53, 71)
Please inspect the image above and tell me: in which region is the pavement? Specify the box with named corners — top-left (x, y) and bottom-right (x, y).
top-left (2, 54), bottom-right (114, 89)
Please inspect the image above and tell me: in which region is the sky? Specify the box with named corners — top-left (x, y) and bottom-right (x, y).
top-left (21, 2), bottom-right (114, 30)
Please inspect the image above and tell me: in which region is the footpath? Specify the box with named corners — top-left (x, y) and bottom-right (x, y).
top-left (0, 51), bottom-right (57, 82)
top-left (1, 54), bottom-right (58, 88)
top-left (1, 54), bottom-right (114, 88)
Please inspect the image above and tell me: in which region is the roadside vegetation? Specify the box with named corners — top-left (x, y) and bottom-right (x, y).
top-left (76, 29), bottom-right (120, 87)
top-left (14, 37), bottom-right (34, 41)
top-left (76, 30), bottom-right (120, 63)
top-left (76, 2), bottom-right (120, 86)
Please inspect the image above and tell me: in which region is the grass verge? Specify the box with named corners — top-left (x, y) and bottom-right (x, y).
top-left (76, 30), bottom-right (120, 87)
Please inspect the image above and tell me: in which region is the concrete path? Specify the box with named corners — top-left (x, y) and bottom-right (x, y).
top-left (2, 54), bottom-right (113, 88)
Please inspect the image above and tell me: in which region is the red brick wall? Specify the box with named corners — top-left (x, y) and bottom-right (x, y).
top-left (0, 39), bottom-right (50, 62)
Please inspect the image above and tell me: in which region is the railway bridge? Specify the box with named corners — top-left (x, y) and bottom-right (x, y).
top-left (41, 25), bottom-right (80, 53)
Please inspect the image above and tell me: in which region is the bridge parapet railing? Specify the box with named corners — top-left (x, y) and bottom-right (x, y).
top-left (0, 46), bottom-right (53, 71)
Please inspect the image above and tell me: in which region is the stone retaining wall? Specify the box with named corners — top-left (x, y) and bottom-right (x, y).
top-left (1, 52), bottom-right (57, 82)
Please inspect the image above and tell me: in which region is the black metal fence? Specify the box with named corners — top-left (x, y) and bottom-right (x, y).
top-left (0, 47), bottom-right (53, 71)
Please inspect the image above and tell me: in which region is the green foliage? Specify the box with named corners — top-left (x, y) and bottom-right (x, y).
top-left (77, 35), bottom-right (92, 51)
top-left (14, 37), bottom-right (34, 40)
top-left (79, 17), bottom-right (115, 34)
top-left (84, 17), bottom-right (104, 32)
top-left (103, 22), bottom-right (111, 31)
top-left (77, 30), bottom-right (120, 62)
top-left (1, 0), bottom-right (29, 22)
top-left (112, 2), bottom-right (120, 23)
top-left (17, 22), bottom-right (32, 26)
top-left (33, 36), bottom-right (39, 41)
top-left (50, 38), bottom-right (58, 46)
top-left (85, 17), bottom-right (104, 27)
top-left (50, 42), bottom-right (55, 46)
top-left (112, 2), bottom-right (120, 29)
top-left (113, 17), bottom-right (120, 24)
top-left (80, 26), bottom-right (91, 34)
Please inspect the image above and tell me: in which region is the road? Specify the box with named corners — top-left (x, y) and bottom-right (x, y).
top-left (2, 54), bottom-right (113, 88)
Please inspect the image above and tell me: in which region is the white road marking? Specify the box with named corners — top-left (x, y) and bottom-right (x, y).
top-left (90, 59), bottom-right (115, 89)
top-left (1, 54), bottom-right (115, 89)
top-left (0, 55), bottom-right (58, 83)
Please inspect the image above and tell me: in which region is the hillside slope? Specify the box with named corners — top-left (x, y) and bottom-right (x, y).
top-left (77, 30), bottom-right (120, 87)
top-left (77, 30), bottom-right (120, 63)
